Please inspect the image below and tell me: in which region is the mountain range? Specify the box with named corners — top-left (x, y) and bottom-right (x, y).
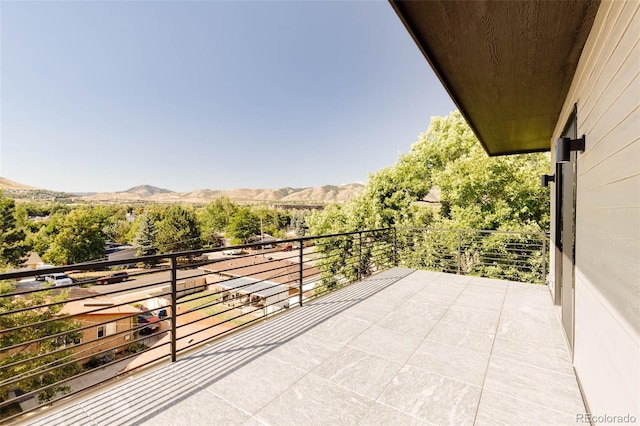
top-left (0, 177), bottom-right (364, 204)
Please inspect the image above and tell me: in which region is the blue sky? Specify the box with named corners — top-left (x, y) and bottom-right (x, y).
top-left (1, 1), bottom-right (455, 193)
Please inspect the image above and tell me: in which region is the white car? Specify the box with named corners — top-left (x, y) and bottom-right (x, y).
top-left (43, 273), bottom-right (73, 286)
top-left (222, 249), bottom-right (242, 255)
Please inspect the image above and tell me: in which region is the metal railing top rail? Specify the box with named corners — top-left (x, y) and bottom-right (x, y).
top-left (0, 227), bottom-right (393, 282)
top-left (397, 226), bottom-right (549, 236)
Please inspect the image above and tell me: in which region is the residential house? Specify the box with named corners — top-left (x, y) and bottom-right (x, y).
top-left (58, 296), bottom-right (141, 360)
top-left (391, 0), bottom-right (639, 419)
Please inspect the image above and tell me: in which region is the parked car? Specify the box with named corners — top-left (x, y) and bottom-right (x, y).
top-left (137, 309), bottom-right (160, 334)
top-left (43, 273), bottom-right (73, 287)
top-left (223, 249), bottom-right (242, 255)
top-left (280, 245), bottom-right (293, 252)
top-left (96, 271), bottom-right (129, 285)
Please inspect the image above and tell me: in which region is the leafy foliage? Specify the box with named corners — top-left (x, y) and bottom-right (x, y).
top-left (0, 192), bottom-right (30, 267)
top-left (43, 209), bottom-right (106, 265)
top-left (0, 284), bottom-right (82, 405)
top-left (198, 197), bottom-right (238, 246)
top-left (227, 208), bottom-right (261, 244)
top-left (155, 206), bottom-right (201, 253)
top-left (308, 111), bottom-right (550, 283)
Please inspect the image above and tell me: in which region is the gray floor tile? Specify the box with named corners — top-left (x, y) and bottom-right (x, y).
top-left (426, 321), bottom-right (495, 354)
top-left (26, 404), bottom-right (91, 426)
top-left (206, 355), bottom-right (306, 414)
top-left (491, 334), bottom-right (574, 375)
top-left (337, 299), bottom-right (394, 324)
top-left (408, 291), bottom-right (458, 308)
top-left (439, 306), bottom-right (501, 334)
top-left (81, 367), bottom-right (192, 426)
top-left (23, 269), bottom-right (582, 426)
top-left (483, 356), bottom-right (585, 416)
top-left (452, 293), bottom-right (504, 313)
top-left (254, 374), bottom-right (373, 426)
top-left (306, 315), bottom-right (371, 346)
top-left (138, 390), bottom-right (250, 426)
top-left (376, 311), bottom-right (437, 339)
top-left (369, 288), bottom-right (421, 308)
top-left (475, 389), bottom-right (578, 426)
top-left (407, 339), bottom-right (490, 386)
top-left (394, 300), bottom-right (448, 321)
top-left (242, 417), bottom-right (268, 426)
top-left (357, 403), bottom-right (429, 425)
top-left (264, 332), bottom-right (343, 371)
top-left (496, 312), bottom-right (566, 348)
top-left (348, 325), bottom-right (424, 363)
top-left (378, 365), bottom-right (481, 426)
top-left (312, 347), bottom-right (403, 399)
top-left (468, 277), bottom-right (510, 289)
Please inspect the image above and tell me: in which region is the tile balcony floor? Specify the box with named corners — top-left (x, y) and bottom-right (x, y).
top-left (24, 268), bottom-right (585, 426)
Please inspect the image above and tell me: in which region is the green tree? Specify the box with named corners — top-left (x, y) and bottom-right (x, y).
top-left (155, 206), bottom-right (201, 253)
top-left (227, 208), bottom-right (260, 244)
top-left (43, 209), bottom-right (106, 265)
top-left (0, 193), bottom-right (30, 267)
top-left (132, 213), bottom-right (158, 258)
top-left (0, 283), bottom-right (82, 407)
top-left (308, 110), bottom-right (550, 282)
top-left (198, 197), bottom-right (238, 246)
top-left (291, 210), bottom-right (309, 236)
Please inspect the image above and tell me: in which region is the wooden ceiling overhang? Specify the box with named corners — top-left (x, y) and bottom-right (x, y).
top-left (390, 0), bottom-right (600, 155)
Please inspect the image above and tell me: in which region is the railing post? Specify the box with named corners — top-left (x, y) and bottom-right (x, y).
top-left (170, 256), bottom-right (177, 362)
top-left (298, 241), bottom-right (304, 307)
top-left (457, 230), bottom-right (462, 275)
top-left (541, 232), bottom-right (547, 285)
top-left (357, 231), bottom-right (363, 281)
top-left (392, 227), bottom-right (398, 267)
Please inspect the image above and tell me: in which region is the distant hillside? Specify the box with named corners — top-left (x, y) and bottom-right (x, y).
top-left (0, 177), bottom-right (41, 191)
top-left (0, 177), bottom-right (364, 204)
top-left (120, 185), bottom-right (174, 197)
top-left (81, 183), bottom-right (364, 204)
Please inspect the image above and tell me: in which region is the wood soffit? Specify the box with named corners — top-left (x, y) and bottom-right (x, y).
top-left (390, 0), bottom-right (600, 155)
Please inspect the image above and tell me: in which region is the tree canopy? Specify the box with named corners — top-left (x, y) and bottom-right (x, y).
top-left (0, 285), bottom-right (82, 406)
top-left (0, 192), bottom-right (30, 267)
top-left (309, 111), bottom-right (549, 234)
top-left (43, 209), bottom-right (106, 265)
top-left (155, 205), bottom-right (201, 254)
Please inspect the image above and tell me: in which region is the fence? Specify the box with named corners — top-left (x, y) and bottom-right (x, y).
top-left (0, 227), bottom-right (547, 422)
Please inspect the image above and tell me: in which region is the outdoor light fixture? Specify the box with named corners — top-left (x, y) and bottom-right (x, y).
top-left (541, 174), bottom-right (555, 187)
top-left (556, 135), bottom-right (585, 163)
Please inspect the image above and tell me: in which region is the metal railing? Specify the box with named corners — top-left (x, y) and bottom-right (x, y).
top-left (395, 227), bottom-right (548, 284)
top-left (0, 227), bottom-right (546, 422)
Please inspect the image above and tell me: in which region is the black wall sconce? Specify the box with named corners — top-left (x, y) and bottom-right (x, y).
top-left (556, 135), bottom-right (585, 163)
top-left (541, 174), bottom-right (555, 187)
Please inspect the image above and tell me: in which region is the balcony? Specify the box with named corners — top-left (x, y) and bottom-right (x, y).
top-left (1, 228), bottom-right (584, 425)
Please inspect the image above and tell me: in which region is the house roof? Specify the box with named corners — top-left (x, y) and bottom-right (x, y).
top-left (59, 296), bottom-right (141, 316)
top-left (24, 252), bottom-right (43, 266)
top-left (251, 234), bottom-right (278, 243)
top-left (201, 256), bottom-right (319, 287)
top-left (215, 277), bottom-right (288, 298)
top-left (390, 0), bottom-right (600, 155)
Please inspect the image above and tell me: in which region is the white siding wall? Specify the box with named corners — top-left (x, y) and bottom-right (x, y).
top-left (551, 0), bottom-right (640, 420)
